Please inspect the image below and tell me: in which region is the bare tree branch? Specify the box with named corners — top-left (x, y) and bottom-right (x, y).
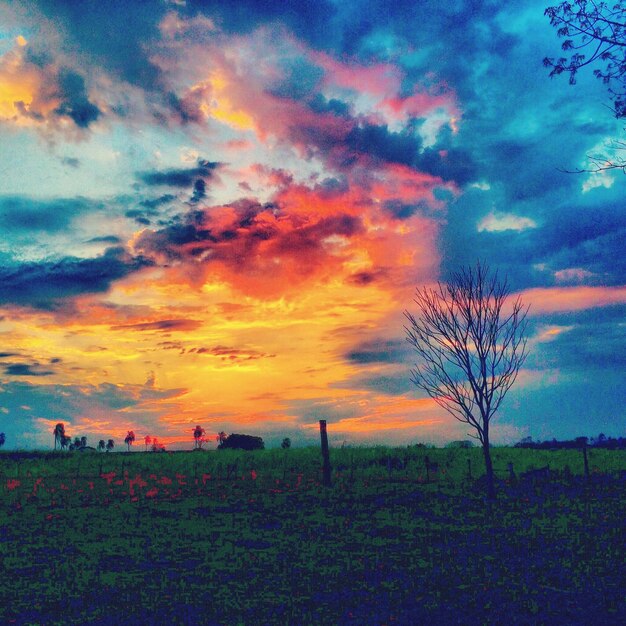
top-left (404, 261), bottom-right (529, 498)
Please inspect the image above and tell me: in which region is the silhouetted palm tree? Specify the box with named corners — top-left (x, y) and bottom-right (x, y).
top-left (106, 439), bottom-right (114, 452)
top-left (144, 435), bottom-right (151, 452)
top-left (98, 440), bottom-right (106, 452)
top-left (193, 425), bottom-right (206, 449)
top-left (53, 423), bottom-right (65, 450)
top-left (0, 432), bottom-right (5, 448)
top-left (216, 431), bottom-right (227, 447)
top-left (124, 430), bottom-right (135, 452)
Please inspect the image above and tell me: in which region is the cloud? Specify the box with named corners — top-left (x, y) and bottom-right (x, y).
top-left (0, 39), bottom-right (101, 131)
top-left (189, 345), bottom-right (276, 362)
top-left (60, 156), bottom-right (80, 168)
top-left (86, 235), bottom-right (123, 245)
top-left (0, 379), bottom-right (188, 448)
top-left (0, 196), bottom-right (98, 232)
top-left (477, 212), bottom-right (537, 233)
top-left (133, 198), bottom-right (368, 296)
top-left (521, 286), bottom-right (626, 315)
top-left (345, 338), bottom-right (412, 365)
top-left (3, 363), bottom-right (54, 377)
top-left (137, 159), bottom-right (221, 188)
top-left (32, 0), bottom-right (165, 90)
top-left (111, 319), bottom-right (202, 332)
top-left (554, 268), bottom-right (595, 284)
top-left (0, 247), bottom-right (152, 309)
top-left (52, 67), bottom-right (101, 128)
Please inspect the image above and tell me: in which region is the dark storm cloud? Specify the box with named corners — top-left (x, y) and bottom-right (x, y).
top-left (86, 235), bottom-right (122, 245)
top-left (345, 338), bottom-right (412, 365)
top-left (189, 345), bottom-right (276, 361)
top-left (137, 160), bottom-right (221, 188)
top-left (135, 202), bottom-right (364, 276)
top-left (53, 68), bottom-right (101, 128)
top-left (383, 200), bottom-right (427, 220)
top-left (0, 196), bottom-right (98, 232)
top-left (308, 95), bottom-right (351, 117)
top-left (190, 178), bottom-right (207, 204)
top-left (139, 195), bottom-right (177, 210)
top-left (186, 0), bottom-right (338, 47)
top-left (111, 319), bottom-right (203, 332)
top-left (305, 120), bottom-right (476, 185)
top-left (4, 363), bottom-right (54, 377)
top-left (0, 247), bottom-right (153, 309)
top-left (33, 0), bottom-right (165, 89)
top-left (345, 123), bottom-right (421, 166)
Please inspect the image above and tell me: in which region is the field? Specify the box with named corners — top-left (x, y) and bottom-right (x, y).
top-left (1, 446), bottom-right (625, 625)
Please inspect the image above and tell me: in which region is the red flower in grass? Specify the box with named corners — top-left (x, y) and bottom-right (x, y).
top-left (129, 475), bottom-right (148, 496)
top-left (100, 471), bottom-right (116, 485)
top-left (6, 479), bottom-right (21, 491)
top-left (145, 487), bottom-right (159, 498)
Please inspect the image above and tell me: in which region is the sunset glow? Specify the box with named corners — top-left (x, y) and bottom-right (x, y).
top-left (0, 1), bottom-right (623, 449)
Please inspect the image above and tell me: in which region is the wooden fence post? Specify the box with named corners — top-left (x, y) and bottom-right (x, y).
top-left (319, 420), bottom-right (332, 487)
top-left (507, 462), bottom-right (516, 482)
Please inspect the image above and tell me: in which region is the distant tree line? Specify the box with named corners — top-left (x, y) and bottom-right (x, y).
top-left (515, 435), bottom-right (626, 450)
top-left (47, 423), bottom-right (268, 452)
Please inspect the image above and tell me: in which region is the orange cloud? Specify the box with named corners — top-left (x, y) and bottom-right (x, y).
top-left (521, 286), bottom-right (626, 315)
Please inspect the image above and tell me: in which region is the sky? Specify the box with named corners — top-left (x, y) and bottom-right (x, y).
top-left (0, 0), bottom-right (624, 450)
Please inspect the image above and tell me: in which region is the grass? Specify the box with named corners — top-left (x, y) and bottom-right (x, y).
top-left (1, 446), bottom-right (624, 624)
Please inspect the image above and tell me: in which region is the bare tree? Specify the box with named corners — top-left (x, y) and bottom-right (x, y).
top-left (404, 262), bottom-right (529, 499)
top-left (544, 0), bottom-right (626, 172)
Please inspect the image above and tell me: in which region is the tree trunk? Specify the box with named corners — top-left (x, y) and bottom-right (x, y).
top-left (482, 435), bottom-right (496, 500)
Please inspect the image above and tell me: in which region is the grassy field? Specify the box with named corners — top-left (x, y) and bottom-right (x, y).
top-left (1, 446), bottom-right (625, 625)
